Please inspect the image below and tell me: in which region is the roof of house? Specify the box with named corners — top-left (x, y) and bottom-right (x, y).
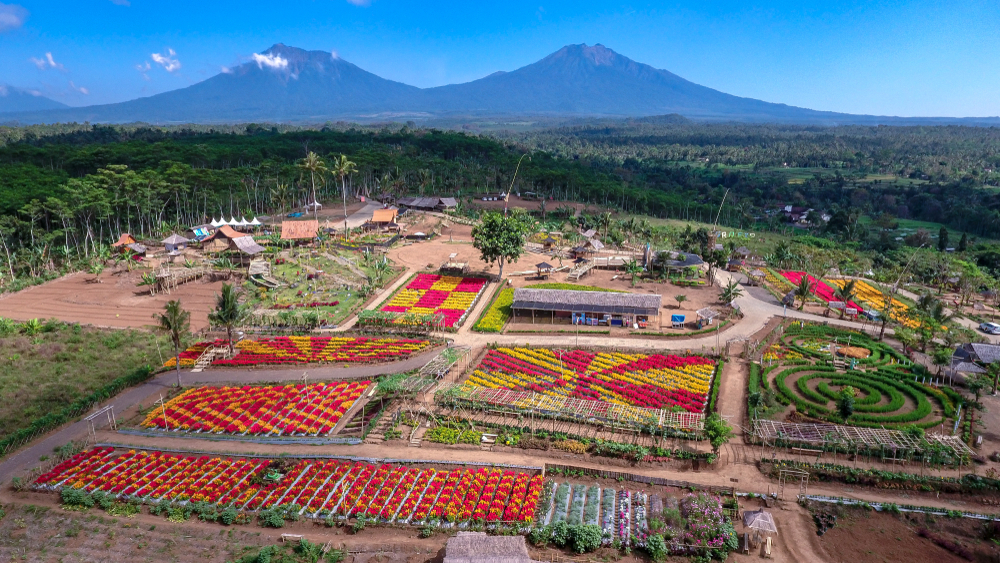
top-left (951, 360), bottom-right (987, 374)
top-left (398, 196), bottom-right (443, 209)
top-left (371, 208), bottom-right (398, 223)
top-left (443, 532), bottom-right (538, 563)
top-left (957, 342), bottom-right (1000, 364)
top-left (111, 233), bottom-right (136, 247)
top-left (579, 228), bottom-right (597, 238)
top-left (162, 234), bottom-right (191, 245)
top-left (588, 238), bottom-right (605, 251)
top-left (125, 243), bottom-right (146, 254)
top-left (657, 251), bottom-right (705, 268)
top-left (439, 197), bottom-right (458, 207)
top-left (535, 262), bottom-right (554, 270)
top-left (280, 219), bottom-right (320, 240)
top-left (231, 236), bottom-right (266, 255)
top-left (735, 246), bottom-right (752, 256)
top-left (512, 288), bottom-right (661, 315)
top-left (203, 225), bottom-right (247, 242)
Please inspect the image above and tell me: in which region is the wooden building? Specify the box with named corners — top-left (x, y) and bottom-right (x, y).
top-left (511, 287), bottom-right (661, 328)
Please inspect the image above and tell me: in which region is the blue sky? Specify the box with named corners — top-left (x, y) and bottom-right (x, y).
top-left (1, 0), bottom-right (998, 116)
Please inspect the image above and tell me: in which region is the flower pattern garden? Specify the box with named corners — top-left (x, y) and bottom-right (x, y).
top-left (752, 324), bottom-right (963, 429)
top-left (34, 448), bottom-right (545, 524)
top-left (140, 381), bottom-right (370, 436)
top-left (164, 336), bottom-right (432, 368)
top-left (466, 347), bottom-right (716, 413)
top-left (379, 274), bottom-right (488, 328)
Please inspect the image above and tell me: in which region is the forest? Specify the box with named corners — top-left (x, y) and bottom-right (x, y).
top-left (2, 120), bottom-right (1000, 289)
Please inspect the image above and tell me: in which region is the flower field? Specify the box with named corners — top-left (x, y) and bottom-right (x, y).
top-left (379, 274), bottom-right (488, 328)
top-left (139, 381), bottom-right (370, 435)
top-left (779, 271), bottom-right (861, 310)
top-left (827, 279), bottom-right (919, 328)
top-left (159, 336), bottom-right (432, 368)
top-left (33, 448), bottom-right (545, 524)
top-left (466, 347), bottom-right (715, 413)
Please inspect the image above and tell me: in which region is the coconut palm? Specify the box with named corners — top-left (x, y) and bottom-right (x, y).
top-left (624, 259), bottom-right (643, 287)
top-left (208, 283), bottom-right (247, 355)
top-left (154, 300), bottom-right (191, 387)
top-left (298, 152), bottom-right (328, 220)
top-left (332, 154), bottom-right (358, 224)
top-left (834, 279), bottom-right (857, 318)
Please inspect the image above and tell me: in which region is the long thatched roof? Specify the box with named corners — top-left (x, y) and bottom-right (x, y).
top-left (512, 288), bottom-right (661, 315)
top-left (444, 532), bottom-right (540, 563)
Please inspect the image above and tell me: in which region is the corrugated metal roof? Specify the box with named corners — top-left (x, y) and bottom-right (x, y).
top-left (439, 197), bottom-right (458, 207)
top-left (232, 236), bottom-right (265, 255)
top-left (512, 288), bottom-right (661, 315)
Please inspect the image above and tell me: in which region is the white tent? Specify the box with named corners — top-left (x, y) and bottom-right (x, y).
top-left (210, 218), bottom-right (223, 228)
top-left (249, 217), bottom-right (262, 226)
top-left (227, 217), bottom-right (238, 226)
top-left (237, 217), bottom-right (249, 227)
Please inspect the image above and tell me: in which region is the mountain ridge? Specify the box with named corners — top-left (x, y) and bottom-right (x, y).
top-left (3, 43), bottom-right (999, 126)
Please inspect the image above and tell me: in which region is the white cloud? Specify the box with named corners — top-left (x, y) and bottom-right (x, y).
top-left (345, 0), bottom-right (371, 5)
top-left (30, 52), bottom-right (64, 71)
top-left (109, 0), bottom-right (130, 5)
top-left (151, 48), bottom-right (181, 72)
top-left (69, 81), bottom-right (89, 95)
top-left (135, 61), bottom-right (150, 72)
top-left (252, 52), bottom-right (288, 70)
top-left (220, 65), bottom-right (232, 74)
top-left (0, 85), bottom-right (7, 96)
top-left (0, 3), bottom-right (27, 32)
top-left (331, 51), bottom-right (339, 60)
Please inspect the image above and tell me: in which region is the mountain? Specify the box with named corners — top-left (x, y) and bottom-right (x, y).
top-left (0, 86), bottom-right (68, 114)
top-left (4, 43), bottom-right (999, 125)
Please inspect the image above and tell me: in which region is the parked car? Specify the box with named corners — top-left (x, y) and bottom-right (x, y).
top-left (980, 322), bottom-right (1000, 335)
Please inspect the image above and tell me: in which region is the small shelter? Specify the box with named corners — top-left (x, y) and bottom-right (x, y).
top-left (210, 218), bottom-right (224, 228)
top-left (539, 234), bottom-right (559, 250)
top-left (512, 287), bottom-right (660, 327)
top-left (161, 234), bottom-right (191, 253)
top-left (744, 510), bottom-right (778, 543)
top-left (534, 261), bottom-right (554, 279)
top-left (727, 258), bottom-right (745, 272)
top-left (201, 225), bottom-right (247, 253)
top-left (747, 269), bottom-right (766, 286)
top-left (280, 219), bottom-right (320, 242)
top-left (579, 228), bottom-right (597, 239)
top-left (231, 236), bottom-right (266, 256)
top-left (111, 233), bottom-right (136, 249)
top-left (369, 208), bottom-right (399, 229)
top-left (696, 307), bottom-right (720, 327)
top-left (438, 197), bottom-right (458, 210)
top-left (125, 243), bottom-right (147, 256)
top-left (734, 246), bottom-right (752, 258)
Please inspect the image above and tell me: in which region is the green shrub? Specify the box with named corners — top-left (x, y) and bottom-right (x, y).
top-left (258, 509), bottom-right (285, 528)
top-left (60, 488), bottom-right (93, 508)
top-left (569, 524), bottom-right (602, 553)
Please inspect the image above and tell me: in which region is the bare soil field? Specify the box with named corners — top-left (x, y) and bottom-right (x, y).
top-left (0, 270), bottom-right (226, 332)
top-left (385, 230), bottom-right (552, 276)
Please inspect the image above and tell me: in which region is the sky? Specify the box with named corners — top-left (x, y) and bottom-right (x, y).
top-left (1, 0), bottom-right (999, 116)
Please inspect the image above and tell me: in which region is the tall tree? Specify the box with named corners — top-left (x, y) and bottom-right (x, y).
top-left (472, 211), bottom-right (530, 280)
top-left (332, 154), bottom-right (358, 226)
top-left (834, 279), bottom-right (857, 319)
top-left (298, 152), bottom-right (328, 221)
top-left (794, 274), bottom-right (813, 311)
top-left (153, 300), bottom-right (191, 387)
top-left (938, 226), bottom-right (949, 252)
top-left (208, 283), bottom-right (246, 355)
top-left (958, 232), bottom-right (969, 252)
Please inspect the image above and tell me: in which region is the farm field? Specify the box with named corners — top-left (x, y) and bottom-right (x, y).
top-left (465, 347), bottom-right (716, 413)
top-left (33, 448), bottom-right (546, 525)
top-left (163, 336), bottom-right (433, 368)
top-left (139, 381), bottom-right (370, 435)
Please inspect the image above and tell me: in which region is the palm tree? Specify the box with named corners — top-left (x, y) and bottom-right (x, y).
top-left (332, 154), bottom-right (358, 226)
top-left (834, 279), bottom-right (857, 318)
top-left (208, 283), bottom-right (247, 356)
top-left (599, 211), bottom-right (613, 240)
top-left (271, 182), bottom-right (291, 214)
top-left (154, 300), bottom-right (190, 387)
top-left (298, 152), bottom-right (328, 221)
top-left (794, 274), bottom-right (813, 310)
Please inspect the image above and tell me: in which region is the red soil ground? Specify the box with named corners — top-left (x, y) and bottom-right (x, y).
top-left (0, 270), bottom-right (226, 331)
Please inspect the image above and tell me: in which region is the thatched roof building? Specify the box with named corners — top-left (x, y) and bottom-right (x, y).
top-left (444, 532), bottom-right (541, 563)
top-left (280, 219), bottom-right (319, 241)
top-left (512, 288), bottom-right (660, 327)
top-left (111, 233), bottom-right (136, 248)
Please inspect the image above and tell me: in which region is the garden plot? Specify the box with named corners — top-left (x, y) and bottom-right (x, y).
top-left (33, 448), bottom-right (545, 526)
top-left (163, 335), bottom-right (432, 368)
top-left (139, 380), bottom-right (370, 436)
top-left (377, 273), bottom-right (489, 328)
top-left (466, 347), bottom-right (716, 413)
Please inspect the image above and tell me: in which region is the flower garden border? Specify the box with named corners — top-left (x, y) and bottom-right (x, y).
top-left (371, 271), bottom-right (491, 331)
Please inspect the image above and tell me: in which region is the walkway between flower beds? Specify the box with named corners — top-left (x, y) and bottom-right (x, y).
top-left (81, 433), bottom-right (999, 518)
top-left (0, 346), bottom-right (442, 481)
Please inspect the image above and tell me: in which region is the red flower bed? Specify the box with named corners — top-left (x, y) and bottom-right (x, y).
top-left (779, 271), bottom-right (861, 310)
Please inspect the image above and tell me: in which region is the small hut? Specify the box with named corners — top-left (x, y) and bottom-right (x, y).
top-left (201, 225), bottom-right (247, 253)
top-left (111, 233), bottom-right (136, 249)
top-left (534, 261), bottom-right (554, 279)
top-left (444, 532), bottom-right (539, 563)
top-left (539, 234), bottom-right (559, 250)
top-left (162, 234), bottom-right (191, 253)
top-left (369, 208), bottom-right (399, 230)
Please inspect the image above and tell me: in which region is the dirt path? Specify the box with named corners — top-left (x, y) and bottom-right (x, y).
top-left (718, 359), bottom-right (749, 434)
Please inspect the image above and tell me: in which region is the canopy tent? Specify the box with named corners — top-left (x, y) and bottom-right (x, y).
top-left (236, 217), bottom-right (249, 227)
top-left (209, 218), bottom-right (223, 228)
top-left (744, 510), bottom-right (778, 535)
top-left (249, 217), bottom-right (262, 226)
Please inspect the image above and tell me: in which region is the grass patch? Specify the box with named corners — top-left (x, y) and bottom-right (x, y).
top-left (0, 320), bottom-right (170, 441)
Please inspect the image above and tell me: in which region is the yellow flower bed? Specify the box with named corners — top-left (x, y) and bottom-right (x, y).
top-left (828, 279), bottom-right (919, 328)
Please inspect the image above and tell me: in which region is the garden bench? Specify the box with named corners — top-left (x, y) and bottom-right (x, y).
top-left (280, 534), bottom-right (303, 543)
